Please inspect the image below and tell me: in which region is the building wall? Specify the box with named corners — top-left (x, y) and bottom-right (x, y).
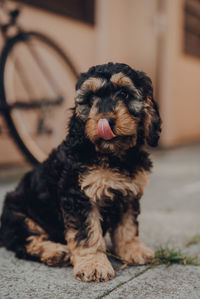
top-left (159, 0), bottom-right (200, 146)
top-left (96, 0), bottom-right (158, 84)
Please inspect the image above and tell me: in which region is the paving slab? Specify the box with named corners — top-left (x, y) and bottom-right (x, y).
top-left (103, 265), bottom-right (200, 299)
top-left (0, 247), bottom-right (147, 299)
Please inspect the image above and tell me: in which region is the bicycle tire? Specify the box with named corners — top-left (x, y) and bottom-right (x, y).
top-left (0, 31), bottom-right (79, 165)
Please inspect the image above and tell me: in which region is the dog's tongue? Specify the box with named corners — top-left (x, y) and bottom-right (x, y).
top-left (97, 118), bottom-right (116, 140)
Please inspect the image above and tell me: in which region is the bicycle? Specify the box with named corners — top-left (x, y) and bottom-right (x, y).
top-left (0, 0), bottom-right (79, 164)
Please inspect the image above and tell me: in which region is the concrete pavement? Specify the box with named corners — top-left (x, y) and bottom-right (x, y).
top-left (0, 144), bottom-right (200, 298)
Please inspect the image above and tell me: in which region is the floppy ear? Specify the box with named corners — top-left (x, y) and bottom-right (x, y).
top-left (137, 72), bottom-right (161, 147)
top-left (144, 96), bottom-right (161, 147)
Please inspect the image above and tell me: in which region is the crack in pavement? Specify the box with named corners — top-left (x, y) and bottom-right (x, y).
top-left (96, 266), bottom-right (152, 299)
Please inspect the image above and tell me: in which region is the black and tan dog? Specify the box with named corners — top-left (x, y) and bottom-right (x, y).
top-left (0, 63), bottom-right (161, 282)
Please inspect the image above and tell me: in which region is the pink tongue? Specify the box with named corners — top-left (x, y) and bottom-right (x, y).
top-left (97, 118), bottom-right (116, 140)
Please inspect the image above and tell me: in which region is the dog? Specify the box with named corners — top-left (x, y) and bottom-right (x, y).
top-left (0, 62), bottom-right (161, 282)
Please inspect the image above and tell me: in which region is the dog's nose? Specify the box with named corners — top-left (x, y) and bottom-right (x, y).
top-left (106, 117), bottom-right (116, 130)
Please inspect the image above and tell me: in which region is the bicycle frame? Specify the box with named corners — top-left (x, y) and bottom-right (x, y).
top-left (0, 97), bottom-right (64, 112)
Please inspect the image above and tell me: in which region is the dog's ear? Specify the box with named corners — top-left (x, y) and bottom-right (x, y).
top-left (144, 96), bottom-right (161, 147)
top-left (136, 72), bottom-right (161, 147)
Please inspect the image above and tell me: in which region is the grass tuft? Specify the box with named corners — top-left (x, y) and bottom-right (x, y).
top-left (154, 247), bottom-right (200, 266)
top-left (99, 247), bottom-right (200, 268)
top-left (185, 235), bottom-right (200, 248)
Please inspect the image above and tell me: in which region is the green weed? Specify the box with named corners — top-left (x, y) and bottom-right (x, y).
top-left (99, 247), bottom-right (200, 267)
top-left (185, 235), bottom-right (200, 248)
top-left (154, 247), bottom-right (200, 266)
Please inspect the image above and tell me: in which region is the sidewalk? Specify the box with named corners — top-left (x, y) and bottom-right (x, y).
top-left (0, 144), bottom-right (200, 299)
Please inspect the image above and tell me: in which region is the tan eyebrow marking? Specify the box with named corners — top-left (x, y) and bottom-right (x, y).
top-left (81, 77), bottom-right (106, 92)
top-left (111, 72), bottom-right (142, 98)
top-left (75, 77), bottom-right (107, 104)
top-left (110, 72), bottom-right (133, 87)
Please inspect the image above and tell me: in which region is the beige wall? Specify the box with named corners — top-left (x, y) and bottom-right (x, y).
top-left (19, 5), bottom-right (96, 73)
top-left (159, 0), bottom-right (200, 146)
top-left (96, 0), bottom-right (158, 84)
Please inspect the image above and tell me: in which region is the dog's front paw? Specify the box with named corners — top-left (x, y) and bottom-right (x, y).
top-left (73, 252), bottom-right (115, 282)
top-left (40, 244), bottom-right (70, 266)
top-left (116, 240), bottom-right (155, 265)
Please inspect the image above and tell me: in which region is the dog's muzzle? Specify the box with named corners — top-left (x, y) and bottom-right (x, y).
top-left (97, 118), bottom-right (116, 140)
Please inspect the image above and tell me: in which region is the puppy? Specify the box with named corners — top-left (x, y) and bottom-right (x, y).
top-left (0, 63), bottom-right (161, 282)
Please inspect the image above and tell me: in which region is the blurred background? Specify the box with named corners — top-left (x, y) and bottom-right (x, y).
top-left (0, 2), bottom-right (200, 294)
top-left (0, 0), bottom-right (200, 165)
top-left (0, 2), bottom-right (200, 296)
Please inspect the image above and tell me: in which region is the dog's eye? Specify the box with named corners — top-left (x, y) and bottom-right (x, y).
top-left (118, 90), bottom-right (129, 99)
top-left (86, 92), bottom-right (95, 104)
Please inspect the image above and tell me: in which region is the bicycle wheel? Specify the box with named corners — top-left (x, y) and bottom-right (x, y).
top-left (0, 31), bottom-right (79, 164)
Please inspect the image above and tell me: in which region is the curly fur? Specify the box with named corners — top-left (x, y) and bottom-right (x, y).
top-left (0, 62), bottom-right (161, 282)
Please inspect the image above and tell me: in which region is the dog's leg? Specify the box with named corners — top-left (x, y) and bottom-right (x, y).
top-left (63, 197), bottom-right (115, 282)
top-left (25, 218), bottom-right (70, 266)
top-left (0, 192), bottom-right (70, 266)
top-left (111, 206), bottom-right (154, 265)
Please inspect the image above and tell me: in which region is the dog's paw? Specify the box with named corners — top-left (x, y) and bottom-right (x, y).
top-left (73, 252), bottom-right (115, 282)
top-left (117, 240), bottom-right (155, 265)
top-left (41, 244), bottom-right (70, 266)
